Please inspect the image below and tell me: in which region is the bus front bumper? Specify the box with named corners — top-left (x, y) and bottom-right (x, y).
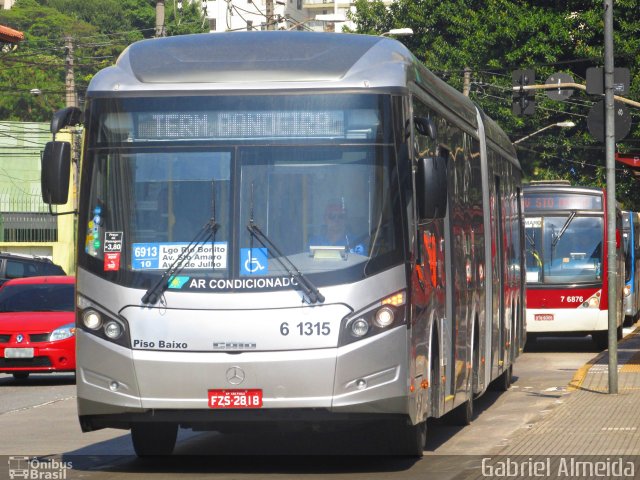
top-left (526, 307), bottom-right (609, 333)
top-left (76, 327), bottom-right (410, 431)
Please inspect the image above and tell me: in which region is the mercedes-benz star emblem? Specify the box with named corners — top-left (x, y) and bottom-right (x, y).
top-left (16, 334), bottom-right (24, 343)
top-left (226, 366), bottom-right (245, 385)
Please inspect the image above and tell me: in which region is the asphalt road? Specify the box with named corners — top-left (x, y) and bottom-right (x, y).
top-left (0, 331), bottom-right (626, 480)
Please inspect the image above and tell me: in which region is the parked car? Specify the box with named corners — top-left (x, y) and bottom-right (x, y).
top-left (0, 252), bottom-right (66, 287)
top-left (0, 276), bottom-right (75, 380)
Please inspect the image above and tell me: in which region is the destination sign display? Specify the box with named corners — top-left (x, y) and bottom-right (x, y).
top-left (134, 111), bottom-right (345, 140)
top-left (524, 193), bottom-right (602, 212)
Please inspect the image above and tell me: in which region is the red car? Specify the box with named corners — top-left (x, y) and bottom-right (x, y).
top-left (0, 275), bottom-right (75, 380)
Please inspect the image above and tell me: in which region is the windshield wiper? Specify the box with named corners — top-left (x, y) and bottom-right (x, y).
top-left (244, 182), bottom-right (323, 304)
top-left (551, 211), bottom-right (576, 247)
top-left (247, 222), bottom-right (325, 304)
top-left (525, 232), bottom-right (536, 248)
top-left (141, 182), bottom-right (219, 305)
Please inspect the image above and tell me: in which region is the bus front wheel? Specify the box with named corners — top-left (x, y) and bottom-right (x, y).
top-left (131, 423), bottom-right (178, 457)
top-left (394, 420), bottom-right (426, 457)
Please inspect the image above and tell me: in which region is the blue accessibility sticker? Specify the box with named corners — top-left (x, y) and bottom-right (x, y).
top-left (240, 248), bottom-right (268, 276)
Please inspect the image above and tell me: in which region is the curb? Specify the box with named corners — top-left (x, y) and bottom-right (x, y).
top-left (567, 325), bottom-right (640, 391)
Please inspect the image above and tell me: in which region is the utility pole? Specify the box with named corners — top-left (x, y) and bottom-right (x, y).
top-left (64, 36), bottom-right (77, 108)
top-left (266, 0), bottom-right (274, 30)
top-left (156, 0), bottom-right (166, 37)
top-left (604, 0), bottom-right (618, 395)
top-left (463, 67), bottom-right (471, 96)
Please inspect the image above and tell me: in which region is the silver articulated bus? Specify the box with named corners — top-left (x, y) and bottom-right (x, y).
top-left (41, 32), bottom-right (525, 456)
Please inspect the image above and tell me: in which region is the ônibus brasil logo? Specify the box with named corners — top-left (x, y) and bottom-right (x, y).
top-left (7, 456), bottom-right (72, 479)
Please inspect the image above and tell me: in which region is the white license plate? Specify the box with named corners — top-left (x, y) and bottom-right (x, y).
top-left (4, 348), bottom-right (34, 359)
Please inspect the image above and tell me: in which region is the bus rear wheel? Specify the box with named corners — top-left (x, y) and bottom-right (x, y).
top-left (131, 423), bottom-right (178, 457)
top-left (446, 394), bottom-right (474, 426)
top-left (490, 364), bottom-right (512, 392)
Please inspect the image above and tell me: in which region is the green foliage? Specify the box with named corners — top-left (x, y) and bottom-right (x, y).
top-left (349, 0), bottom-right (640, 210)
top-left (1, 0), bottom-right (639, 207)
top-left (165, 0), bottom-right (208, 37)
top-left (0, 0), bottom-right (206, 122)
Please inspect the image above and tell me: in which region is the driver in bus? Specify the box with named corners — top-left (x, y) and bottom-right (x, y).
top-left (309, 201), bottom-right (366, 254)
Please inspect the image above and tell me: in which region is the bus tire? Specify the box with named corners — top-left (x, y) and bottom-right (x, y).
top-left (396, 420), bottom-right (427, 457)
top-left (493, 364), bottom-right (512, 392)
top-left (12, 372), bottom-right (29, 380)
top-left (592, 331), bottom-right (609, 351)
top-left (446, 395), bottom-right (474, 426)
top-left (446, 334), bottom-right (477, 426)
top-left (131, 423), bottom-right (178, 457)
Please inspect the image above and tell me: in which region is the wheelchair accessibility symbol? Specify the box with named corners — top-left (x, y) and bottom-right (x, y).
top-left (241, 248), bottom-right (268, 275)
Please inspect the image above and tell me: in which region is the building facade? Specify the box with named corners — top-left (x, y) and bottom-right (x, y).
top-left (0, 122), bottom-right (77, 274)
top-left (203, 0), bottom-right (394, 33)
top-left (0, 0), bottom-right (16, 10)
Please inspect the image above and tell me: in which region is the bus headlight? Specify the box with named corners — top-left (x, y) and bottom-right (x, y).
top-left (624, 285), bottom-right (631, 297)
top-left (77, 295), bottom-right (130, 348)
top-left (350, 318), bottom-right (370, 337)
top-left (82, 310), bottom-right (102, 330)
top-left (339, 290), bottom-right (406, 346)
top-left (374, 306), bottom-right (394, 328)
top-left (580, 291), bottom-right (601, 308)
top-left (104, 321), bottom-right (123, 339)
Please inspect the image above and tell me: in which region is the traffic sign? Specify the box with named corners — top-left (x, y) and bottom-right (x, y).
top-left (545, 73), bottom-right (574, 101)
top-left (586, 67), bottom-right (630, 95)
top-left (586, 100), bottom-right (631, 142)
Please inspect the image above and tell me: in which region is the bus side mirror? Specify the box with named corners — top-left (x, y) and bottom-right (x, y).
top-left (51, 107), bottom-right (82, 136)
top-left (41, 141), bottom-right (71, 205)
top-left (414, 116), bottom-right (437, 139)
top-left (417, 156), bottom-right (447, 220)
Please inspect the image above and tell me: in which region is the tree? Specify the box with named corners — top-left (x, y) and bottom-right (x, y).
top-left (0, 0), bottom-right (207, 122)
top-left (348, 0), bottom-right (640, 209)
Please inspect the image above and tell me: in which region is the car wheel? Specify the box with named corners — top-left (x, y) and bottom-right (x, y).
top-left (131, 423), bottom-right (178, 457)
top-left (12, 372), bottom-right (29, 380)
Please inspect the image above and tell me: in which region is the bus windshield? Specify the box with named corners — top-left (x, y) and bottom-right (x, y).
top-left (79, 94), bottom-right (402, 290)
top-left (525, 215), bottom-right (603, 284)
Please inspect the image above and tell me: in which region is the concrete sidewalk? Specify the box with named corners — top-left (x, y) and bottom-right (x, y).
top-left (455, 328), bottom-right (640, 479)
top-left (498, 327), bottom-right (640, 456)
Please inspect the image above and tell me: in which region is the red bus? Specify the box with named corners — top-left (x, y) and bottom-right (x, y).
top-left (523, 181), bottom-right (624, 349)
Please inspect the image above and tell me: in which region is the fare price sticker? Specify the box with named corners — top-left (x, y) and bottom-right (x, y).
top-left (104, 232), bottom-right (123, 252)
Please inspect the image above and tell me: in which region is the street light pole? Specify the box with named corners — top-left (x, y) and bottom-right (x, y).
top-left (604, 0), bottom-right (618, 395)
top-left (512, 121), bottom-right (575, 145)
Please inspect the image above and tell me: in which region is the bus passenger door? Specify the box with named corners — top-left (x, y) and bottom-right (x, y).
top-left (492, 176), bottom-right (506, 375)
